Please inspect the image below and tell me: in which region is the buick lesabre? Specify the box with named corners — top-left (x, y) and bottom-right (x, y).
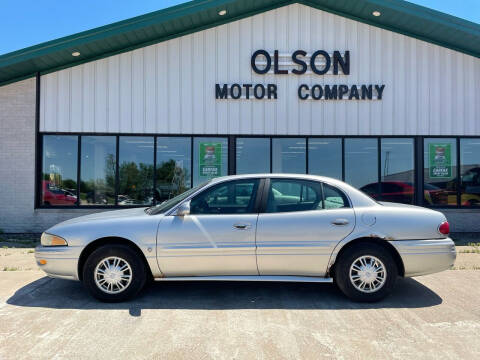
top-left (35, 174), bottom-right (456, 302)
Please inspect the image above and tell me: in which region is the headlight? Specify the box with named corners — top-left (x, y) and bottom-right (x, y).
top-left (41, 233), bottom-right (68, 246)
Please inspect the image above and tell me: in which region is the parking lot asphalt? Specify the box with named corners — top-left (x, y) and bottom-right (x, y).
top-left (0, 270), bottom-right (479, 360)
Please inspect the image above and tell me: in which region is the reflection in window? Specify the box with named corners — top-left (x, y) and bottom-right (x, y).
top-left (42, 136), bottom-right (78, 206)
top-left (380, 138), bottom-right (414, 204)
top-left (266, 179), bottom-right (322, 213)
top-left (323, 183), bottom-right (349, 209)
top-left (460, 139), bottom-right (480, 207)
top-left (236, 138), bottom-right (270, 174)
top-left (308, 138), bottom-right (342, 179)
top-left (80, 136), bottom-right (116, 205)
top-left (190, 179), bottom-right (259, 214)
top-left (193, 137), bottom-right (228, 186)
top-left (424, 138), bottom-right (457, 206)
top-left (156, 137), bottom-right (191, 203)
top-left (272, 138), bottom-right (306, 174)
top-left (345, 138), bottom-right (378, 192)
top-left (118, 137), bottom-right (154, 205)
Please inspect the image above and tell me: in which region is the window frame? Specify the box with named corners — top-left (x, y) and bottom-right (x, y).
top-left (189, 177), bottom-right (265, 215)
top-left (40, 134), bottom-right (80, 207)
top-left (260, 177), bottom-right (351, 214)
top-left (422, 137), bottom-right (459, 208)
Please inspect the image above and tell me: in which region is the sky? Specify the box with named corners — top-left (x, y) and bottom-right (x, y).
top-left (0, 0), bottom-right (479, 55)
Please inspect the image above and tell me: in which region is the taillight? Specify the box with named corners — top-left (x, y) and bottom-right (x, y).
top-left (438, 221), bottom-right (450, 235)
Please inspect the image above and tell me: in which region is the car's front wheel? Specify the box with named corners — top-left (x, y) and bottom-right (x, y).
top-left (82, 244), bottom-right (147, 302)
top-left (334, 243), bottom-right (398, 302)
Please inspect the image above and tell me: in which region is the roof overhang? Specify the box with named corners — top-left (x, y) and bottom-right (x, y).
top-left (1, 0), bottom-right (479, 86)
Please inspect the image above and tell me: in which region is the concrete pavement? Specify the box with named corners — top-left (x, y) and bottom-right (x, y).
top-left (0, 270), bottom-right (479, 359)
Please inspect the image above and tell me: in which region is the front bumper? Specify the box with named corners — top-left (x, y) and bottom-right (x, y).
top-left (389, 238), bottom-right (456, 277)
top-left (35, 245), bottom-right (82, 280)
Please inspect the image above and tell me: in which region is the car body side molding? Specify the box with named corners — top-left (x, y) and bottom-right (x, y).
top-left (154, 275), bottom-right (333, 283)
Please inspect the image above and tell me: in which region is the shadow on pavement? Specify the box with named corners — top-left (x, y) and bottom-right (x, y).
top-left (7, 276), bottom-right (442, 315)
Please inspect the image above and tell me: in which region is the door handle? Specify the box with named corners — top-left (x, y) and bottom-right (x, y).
top-left (233, 223), bottom-right (251, 230)
top-left (331, 219), bottom-right (349, 226)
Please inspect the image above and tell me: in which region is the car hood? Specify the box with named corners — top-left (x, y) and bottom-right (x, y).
top-left (51, 207), bottom-right (150, 227)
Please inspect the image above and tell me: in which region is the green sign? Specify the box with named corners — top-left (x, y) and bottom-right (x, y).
top-left (429, 143), bottom-right (452, 178)
top-left (199, 142), bottom-right (222, 178)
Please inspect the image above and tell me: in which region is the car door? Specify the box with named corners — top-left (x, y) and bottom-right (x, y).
top-left (156, 178), bottom-right (263, 276)
top-left (256, 178), bottom-right (355, 276)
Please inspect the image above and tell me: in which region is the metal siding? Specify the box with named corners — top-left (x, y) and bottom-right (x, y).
top-left (107, 55), bottom-right (120, 133)
top-left (94, 58), bottom-right (108, 133)
top-left (156, 42), bottom-right (168, 134)
top-left (40, 3), bottom-right (480, 136)
top-left (119, 52), bottom-right (132, 133)
top-left (144, 45), bottom-right (157, 133)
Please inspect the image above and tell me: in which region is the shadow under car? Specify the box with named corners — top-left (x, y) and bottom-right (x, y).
top-left (7, 276), bottom-right (442, 316)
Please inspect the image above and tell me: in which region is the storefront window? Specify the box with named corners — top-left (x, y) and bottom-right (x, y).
top-left (118, 137), bottom-right (154, 205)
top-left (424, 138), bottom-right (457, 206)
top-left (236, 138), bottom-right (270, 174)
top-left (460, 139), bottom-right (480, 207)
top-left (308, 138), bottom-right (342, 179)
top-left (80, 136), bottom-right (116, 205)
top-left (41, 135), bottom-right (78, 206)
top-left (193, 137), bottom-right (228, 186)
top-left (345, 138), bottom-right (378, 193)
top-left (156, 137), bottom-right (191, 202)
top-left (380, 138), bottom-right (415, 204)
top-left (272, 138), bottom-right (306, 174)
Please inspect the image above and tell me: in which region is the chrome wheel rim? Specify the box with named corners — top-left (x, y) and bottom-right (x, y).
top-left (349, 255), bottom-right (387, 293)
top-left (94, 256), bottom-right (132, 294)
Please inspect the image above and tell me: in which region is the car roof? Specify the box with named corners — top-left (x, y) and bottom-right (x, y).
top-left (209, 173), bottom-right (347, 187)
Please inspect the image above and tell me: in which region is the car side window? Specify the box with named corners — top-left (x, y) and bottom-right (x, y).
top-left (266, 179), bottom-right (323, 213)
top-left (190, 179), bottom-right (260, 215)
top-left (323, 183), bottom-right (350, 209)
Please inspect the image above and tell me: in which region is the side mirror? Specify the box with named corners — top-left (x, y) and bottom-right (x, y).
top-left (175, 201), bottom-right (190, 216)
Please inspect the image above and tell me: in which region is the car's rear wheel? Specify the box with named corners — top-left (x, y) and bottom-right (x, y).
top-left (82, 244), bottom-right (147, 302)
top-left (334, 243), bottom-right (397, 302)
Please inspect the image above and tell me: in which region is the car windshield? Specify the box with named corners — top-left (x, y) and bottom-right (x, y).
top-left (146, 181), bottom-right (210, 215)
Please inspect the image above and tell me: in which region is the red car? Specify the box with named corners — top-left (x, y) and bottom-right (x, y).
top-left (42, 181), bottom-right (77, 206)
top-left (360, 181), bottom-right (447, 205)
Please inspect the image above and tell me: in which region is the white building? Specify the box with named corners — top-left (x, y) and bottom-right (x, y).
top-left (0, 0), bottom-right (479, 233)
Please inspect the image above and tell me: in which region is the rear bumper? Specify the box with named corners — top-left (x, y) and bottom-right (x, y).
top-left (389, 238), bottom-right (456, 277)
top-left (35, 246), bottom-right (81, 280)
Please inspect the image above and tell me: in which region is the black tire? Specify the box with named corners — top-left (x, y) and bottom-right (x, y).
top-left (334, 243), bottom-right (398, 302)
top-left (82, 244), bottom-right (147, 302)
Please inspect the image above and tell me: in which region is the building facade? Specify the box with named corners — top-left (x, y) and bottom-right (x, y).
top-left (0, 0), bottom-right (479, 232)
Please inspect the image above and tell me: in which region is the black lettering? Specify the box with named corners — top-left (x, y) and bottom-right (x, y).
top-left (291, 50), bottom-right (307, 75)
top-left (333, 51), bottom-right (350, 75)
top-left (243, 84), bottom-right (252, 99)
top-left (324, 85), bottom-right (337, 100)
top-left (251, 50), bottom-right (271, 74)
top-left (274, 50), bottom-right (288, 74)
top-left (298, 84), bottom-right (309, 100)
top-left (311, 85), bottom-right (323, 100)
top-left (349, 85), bottom-right (359, 100)
top-left (338, 85), bottom-right (349, 99)
top-left (375, 84), bottom-right (385, 100)
top-left (254, 84), bottom-right (265, 99)
top-left (267, 84), bottom-right (277, 99)
top-left (361, 85), bottom-right (372, 100)
top-left (230, 84), bottom-right (241, 99)
top-left (215, 84), bottom-right (228, 99)
top-left (310, 50), bottom-right (330, 75)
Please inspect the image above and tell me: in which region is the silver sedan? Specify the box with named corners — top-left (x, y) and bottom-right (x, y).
top-left (35, 174), bottom-right (456, 302)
